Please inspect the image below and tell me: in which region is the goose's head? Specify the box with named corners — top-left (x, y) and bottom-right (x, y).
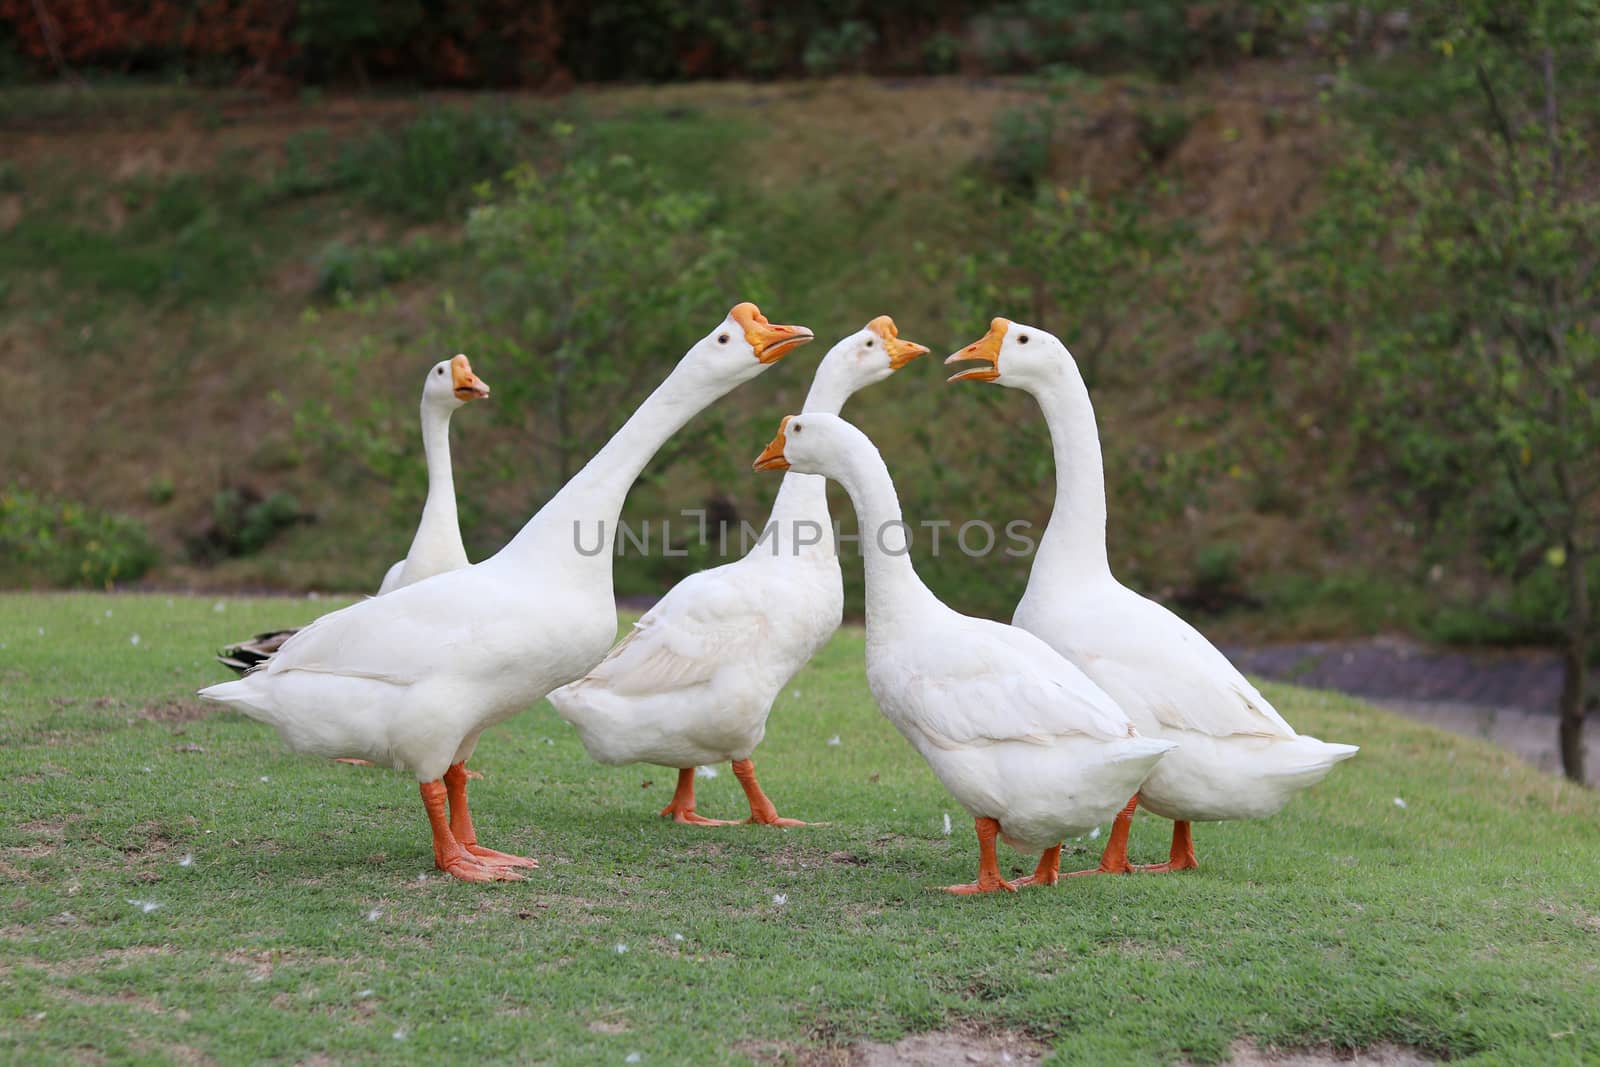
top-left (943, 318), bottom-right (1064, 390)
top-left (424, 354), bottom-right (491, 409)
top-left (753, 412), bottom-right (861, 478)
top-left (693, 302), bottom-right (814, 384)
top-left (816, 315), bottom-right (931, 391)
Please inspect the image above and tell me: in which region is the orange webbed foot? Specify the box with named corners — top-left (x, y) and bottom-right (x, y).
top-left (1016, 845), bottom-right (1061, 887)
top-left (745, 815), bottom-right (813, 828)
top-left (1066, 858), bottom-right (1134, 877)
top-left (436, 854), bottom-right (523, 883)
top-left (465, 844), bottom-right (538, 869)
top-left (1136, 821), bottom-right (1198, 872)
top-left (943, 875), bottom-right (1018, 895)
top-left (662, 807), bottom-right (737, 826)
top-left (730, 759), bottom-right (817, 828)
top-left (658, 768), bottom-right (734, 826)
top-left (1068, 796), bottom-right (1139, 876)
top-left (944, 817), bottom-right (1017, 894)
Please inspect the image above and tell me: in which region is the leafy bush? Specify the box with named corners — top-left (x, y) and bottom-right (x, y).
top-left (188, 488), bottom-right (310, 564)
top-left (312, 235), bottom-right (449, 300)
top-left (259, 107), bottom-right (527, 221)
top-left (0, 488), bottom-right (158, 588)
top-left (985, 106), bottom-right (1054, 197)
top-left (295, 142), bottom-right (765, 559)
top-left (921, 32), bottom-right (962, 74)
top-left (456, 148), bottom-right (764, 491)
top-left (1016, 0), bottom-right (1277, 81)
top-left (802, 20), bottom-right (877, 76)
top-left (1135, 101), bottom-right (1195, 164)
top-left (343, 106), bottom-right (524, 220)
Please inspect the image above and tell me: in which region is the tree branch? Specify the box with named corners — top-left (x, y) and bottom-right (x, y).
top-left (1542, 46), bottom-right (1562, 201)
top-left (1474, 63), bottom-right (1521, 201)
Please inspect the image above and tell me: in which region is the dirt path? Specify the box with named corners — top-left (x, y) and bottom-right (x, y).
top-left (1224, 637), bottom-right (1598, 786)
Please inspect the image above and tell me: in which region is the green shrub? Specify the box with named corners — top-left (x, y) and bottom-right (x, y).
top-left (1135, 101), bottom-right (1195, 164)
top-left (340, 106), bottom-right (524, 220)
top-left (802, 20), bottom-right (877, 76)
top-left (456, 150), bottom-right (764, 490)
top-left (921, 32), bottom-right (962, 74)
top-left (187, 489), bottom-right (310, 564)
top-left (259, 107), bottom-right (527, 221)
top-left (312, 235), bottom-right (448, 300)
top-left (985, 106), bottom-right (1054, 197)
top-left (0, 488), bottom-right (158, 588)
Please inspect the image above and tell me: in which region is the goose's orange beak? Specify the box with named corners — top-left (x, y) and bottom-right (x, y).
top-left (732, 302), bottom-right (814, 364)
top-left (753, 415), bottom-right (793, 472)
top-left (945, 318), bottom-right (1008, 383)
top-left (450, 354), bottom-right (491, 400)
top-left (868, 315), bottom-right (931, 370)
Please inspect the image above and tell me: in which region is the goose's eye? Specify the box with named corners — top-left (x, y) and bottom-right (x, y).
top-left (437, 367), bottom-right (445, 375)
top-left (1019, 334), bottom-right (1030, 344)
top-left (718, 334), bottom-right (730, 344)
top-left (866, 339), bottom-right (874, 347)
top-left (792, 423), bottom-right (802, 434)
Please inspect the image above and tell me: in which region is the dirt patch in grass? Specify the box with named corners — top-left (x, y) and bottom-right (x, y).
top-left (739, 1025), bottom-right (1048, 1066)
top-left (47, 986), bottom-right (182, 1018)
top-left (1215, 1042), bottom-right (1439, 1066)
top-left (43, 944), bottom-right (176, 978)
top-left (1097, 938), bottom-right (1190, 964)
top-left (139, 698), bottom-right (217, 723)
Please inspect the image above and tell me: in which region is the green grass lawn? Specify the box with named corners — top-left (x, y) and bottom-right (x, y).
top-left (2, 593), bottom-right (1598, 1065)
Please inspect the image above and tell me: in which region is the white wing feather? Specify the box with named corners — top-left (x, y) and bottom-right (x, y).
top-left (1070, 591), bottom-right (1296, 738)
top-left (883, 618), bottom-right (1134, 751)
top-left (568, 565), bottom-right (771, 698)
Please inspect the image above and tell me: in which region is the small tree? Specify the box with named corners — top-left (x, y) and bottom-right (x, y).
top-left (457, 148), bottom-right (761, 496)
top-left (1317, 2), bottom-right (1600, 782)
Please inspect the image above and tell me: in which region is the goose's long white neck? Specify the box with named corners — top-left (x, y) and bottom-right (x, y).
top-left (823, 438), bottom-right (938, 627)
top-left (1026, 352), bottom-right (1111, 578)
top-left (410, 399), bottom-right (464, 560)
top-left (763, 363), bottom-right (860, 552)
top-left (498, 353), bottom-right (726, 569)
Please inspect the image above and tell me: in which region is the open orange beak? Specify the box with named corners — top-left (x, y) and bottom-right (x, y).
top-left (945, 318), bottom-right (1008, 383)
top-left (752, 415), bottom-right (794, 472)
top-left (731, 302), bottom-right (814, 364)
top-left (451, 354), bottom-right (491, 401)
top-left (868, 315), bottom-right (931, 370)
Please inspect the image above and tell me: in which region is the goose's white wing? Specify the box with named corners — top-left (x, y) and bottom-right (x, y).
top-left (1073, 591), bottom-right (1296, 739)
top-left (570, 565), bottom-right (772, 697)
top-left (261, 569), bottom-right (506, 687)
top-left (881, 618), bottom-right (1134, 751)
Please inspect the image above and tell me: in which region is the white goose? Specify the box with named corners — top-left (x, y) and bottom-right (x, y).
top-left (199, 304), bottom-right (813, 882)
top-left (752, 413), bottom-right (1174, 893)
top-left (551, 317), bottom-right (929, 826)
top-left (947, 319), bottom-right (1357, 874)
top-left (216, 354), bottom-right (492, 673)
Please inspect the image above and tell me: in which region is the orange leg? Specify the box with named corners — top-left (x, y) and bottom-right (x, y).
top-left (443, 763), bottom-right (536, 869)
top-left (944, 817), bottom-right (1018, 895)
top-left (333, 758), bottom-right (374, 766)
top-left (1137, 820), bottom-right (1199, 873)
top-left (420, 780), bottom-right (520, 883)
top-left (1015, 844), bottom-right (1061, 887)
top-left (659, 768), bottom-right (735, 826)
top-left (1067, 794), bottom-right (1139, 877)
top-left (732, 758), bottom-right (809, 827)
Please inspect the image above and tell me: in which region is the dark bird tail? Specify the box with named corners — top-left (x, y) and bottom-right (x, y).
top-left (215, 629), bottom-right (297, 675)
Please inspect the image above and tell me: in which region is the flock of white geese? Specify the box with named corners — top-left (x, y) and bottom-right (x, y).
top-left (200, 303), bottom-right (1357, 893)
